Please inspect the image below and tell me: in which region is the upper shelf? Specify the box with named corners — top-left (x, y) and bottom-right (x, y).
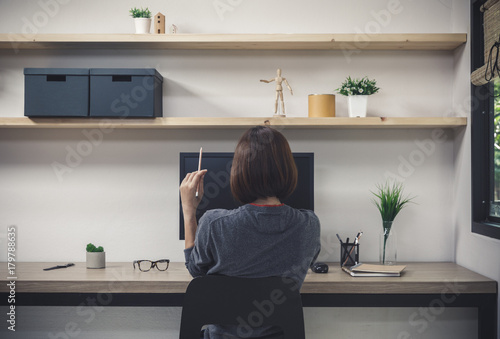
top-left (0, 33), bottom-right (467, 50)
top-left (0, 117), bottom-right (467, 129)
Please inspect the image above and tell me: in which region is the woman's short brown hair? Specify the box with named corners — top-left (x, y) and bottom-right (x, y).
top-left (230, 126), bottom-right (298, 204)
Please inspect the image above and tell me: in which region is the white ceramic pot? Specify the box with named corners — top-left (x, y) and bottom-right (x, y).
top-left (86, 252), bottom-right (105, 269)
top-left (347, 95), bottom-right (368, 117)
top-left (134, 18), bottom-right (151, 34)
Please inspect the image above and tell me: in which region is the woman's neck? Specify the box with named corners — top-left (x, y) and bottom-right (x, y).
top-left (251, 197), bottom-right (281, 205)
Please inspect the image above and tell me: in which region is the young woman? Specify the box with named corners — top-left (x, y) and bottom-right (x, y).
top-left (180, 125), bottom-right (321, 339)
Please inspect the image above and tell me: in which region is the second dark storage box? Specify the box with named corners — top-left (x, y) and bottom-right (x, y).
top-left (90, 68), bottom-right (163, 118)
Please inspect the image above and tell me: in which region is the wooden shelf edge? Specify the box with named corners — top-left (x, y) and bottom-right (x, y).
top-left (0, 117), bottom-right (467, 129)
top-left (0, 33), bottom-right (467, 50)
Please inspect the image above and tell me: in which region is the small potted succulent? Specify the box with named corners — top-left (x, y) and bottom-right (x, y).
top-left (86, 243), bottom-right (105, 269)
top-left (130, 7), bottom-right (152, 34)
top-left (336, 76), bottom-right (380, 117)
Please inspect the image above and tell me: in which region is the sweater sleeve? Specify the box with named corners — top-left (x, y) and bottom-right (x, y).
top-left (184, 213), bottom-right (215, 277)
top-left (309, 213), bottom-right (322, 269)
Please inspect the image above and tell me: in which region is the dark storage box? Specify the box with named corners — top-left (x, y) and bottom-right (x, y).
top-left (90, 68), bottom-right (163, 118)
top-left (24, 68), bottom-right (89, 117)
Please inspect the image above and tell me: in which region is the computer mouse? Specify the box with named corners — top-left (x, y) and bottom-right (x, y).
top-left (312, 262), bottom-right (329, 273)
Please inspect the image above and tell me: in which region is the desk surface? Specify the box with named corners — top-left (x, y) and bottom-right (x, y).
top-left (0, 262), bottom-right (496, 294)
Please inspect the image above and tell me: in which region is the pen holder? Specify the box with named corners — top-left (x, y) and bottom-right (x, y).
top-left (340, 243), bottom-right (359, 267)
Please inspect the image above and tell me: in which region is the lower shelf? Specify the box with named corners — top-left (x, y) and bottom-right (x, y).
top-left (0, 116), bottom-right (467, 129)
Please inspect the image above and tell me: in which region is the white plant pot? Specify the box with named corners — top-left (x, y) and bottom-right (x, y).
top-left (134, 18), bottom-right (151, 34)
top-left (86, 252), bottom-right (105, 269)
top-left (347, 95), bottom-right (368, 117)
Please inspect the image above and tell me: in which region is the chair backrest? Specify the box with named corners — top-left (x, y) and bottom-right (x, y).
top-left (179, 275), bottom-right (305, 339)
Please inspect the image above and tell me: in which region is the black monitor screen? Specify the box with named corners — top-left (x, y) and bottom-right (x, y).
top-left (179, 152), bottom-right (314, 239)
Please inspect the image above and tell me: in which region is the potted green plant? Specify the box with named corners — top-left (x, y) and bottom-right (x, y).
top-left (129, 7), bottom-right (152, 34)
top-left (371, 181), bottom-right (414, 265)
top-left (336, 76), bottom-right (380, 117)
top-left (86, 243), bottom-right (105, 269)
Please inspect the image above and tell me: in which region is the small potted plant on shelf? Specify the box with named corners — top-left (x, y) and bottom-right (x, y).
top-left (371, 181), bottom-right (415, 265)
top-left (336, 76), bottom-right (380, 117)
top-left (86, 243), bottom-right (105, 269)
top-left (130, 7), bottom-right (152, 34)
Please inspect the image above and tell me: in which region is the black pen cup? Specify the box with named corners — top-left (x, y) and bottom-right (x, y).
top-left (340, 243), bottom-right (359, 267)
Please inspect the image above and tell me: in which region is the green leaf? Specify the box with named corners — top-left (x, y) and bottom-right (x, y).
top-left (129, 7), bottom-right (151, 18)
top-left (371, 181), bottom-right (415, 223)
top-left (86, 243), bottom-right (104, 252)
top-left (336, 76), bottom-right (380, 96)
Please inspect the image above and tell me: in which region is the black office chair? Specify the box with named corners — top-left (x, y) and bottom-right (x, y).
top-left (179, 275), bottom-right (305, 339)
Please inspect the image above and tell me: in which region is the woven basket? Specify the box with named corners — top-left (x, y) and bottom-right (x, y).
top-left (471, 0), bottom-right (500, 86)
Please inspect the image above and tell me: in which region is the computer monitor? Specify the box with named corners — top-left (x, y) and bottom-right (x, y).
top-left (179, 152), bottom-right (314, 240)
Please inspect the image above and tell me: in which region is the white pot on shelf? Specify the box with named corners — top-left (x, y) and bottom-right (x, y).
top-left (134, 18), bottom-right (151, 34)
top-left (347, 95), bottom-right (368, 117)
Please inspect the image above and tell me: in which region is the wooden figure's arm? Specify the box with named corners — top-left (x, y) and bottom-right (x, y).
top-left (283, 78), bottom-right (293, 95)
top-left (260, 78), bottom-right (275, 83)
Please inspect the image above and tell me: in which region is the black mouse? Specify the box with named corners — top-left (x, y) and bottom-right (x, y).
top-left (312, 262), bottom-right (329, 273)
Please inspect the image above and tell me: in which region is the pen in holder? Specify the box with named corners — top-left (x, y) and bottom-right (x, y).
top-left (340, 242), bottom-right (359, 267)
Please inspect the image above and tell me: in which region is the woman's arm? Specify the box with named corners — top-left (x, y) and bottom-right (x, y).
top-left (179, 169), bottom-right (207, 249)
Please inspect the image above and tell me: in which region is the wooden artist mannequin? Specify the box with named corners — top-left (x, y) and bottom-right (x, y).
top-left (260, 68), bottom-right (293, 116)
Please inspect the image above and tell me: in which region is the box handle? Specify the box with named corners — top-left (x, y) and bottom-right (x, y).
top-left (46, 75), bottom-right (66, 82)
top-left (112, 75), bottom-right (132, 82)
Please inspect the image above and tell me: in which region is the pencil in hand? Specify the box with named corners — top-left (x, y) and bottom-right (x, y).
top-left (196, 147), bottom-right (203, 197)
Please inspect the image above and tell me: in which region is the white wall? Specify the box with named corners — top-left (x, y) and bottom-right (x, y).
top-left (0, 0), bottom-right (490, 338)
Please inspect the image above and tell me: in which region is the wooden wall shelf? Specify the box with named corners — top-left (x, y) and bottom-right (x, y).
top-left (0, 33), bottom-right (467, 50)
top-left (0, 117), bottom-right (467, 129)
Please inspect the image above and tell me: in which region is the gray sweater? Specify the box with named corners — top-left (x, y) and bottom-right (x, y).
top-left (184, 203), bottom-right (321, 338)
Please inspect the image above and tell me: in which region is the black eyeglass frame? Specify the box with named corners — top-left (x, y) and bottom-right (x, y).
top-left (133, 259), bottom-right (170, 272)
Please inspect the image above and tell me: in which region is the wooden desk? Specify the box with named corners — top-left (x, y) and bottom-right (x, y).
top-left (1, 262), bottom-right (497, 338)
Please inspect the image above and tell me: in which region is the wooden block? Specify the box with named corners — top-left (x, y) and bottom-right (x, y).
top-left (154, 12), bottom-right (165, 34)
